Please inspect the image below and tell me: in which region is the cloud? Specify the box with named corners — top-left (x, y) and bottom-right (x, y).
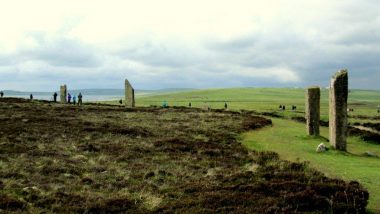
top-left (33, 39), bottom-right (100, 68)
top-left (0, 0), bottom-right (380, 90)
top-left (116, 42), bottom-right (205, 68)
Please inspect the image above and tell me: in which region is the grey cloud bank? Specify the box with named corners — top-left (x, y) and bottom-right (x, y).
top-left (0, 0), bottom-right (379, 91)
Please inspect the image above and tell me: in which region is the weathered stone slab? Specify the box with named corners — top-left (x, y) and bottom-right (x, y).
top-left (306, 86), bottom-right (320, 136)
top-left (60, 85), bottom-right (67, 103)
top-left (125, 79), bottom-right (135, 107)
top-left (329, 70), bottom-right (348, 151)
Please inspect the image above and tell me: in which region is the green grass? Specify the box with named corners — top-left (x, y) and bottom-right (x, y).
top-left (124, 87), bottom-right (380, 120)
top-left (103, 87), bottom-right (380, 212)
top-left (242, 118), bottom-right (380, 212)
top-left (6, 98), bottom-right (368, 212)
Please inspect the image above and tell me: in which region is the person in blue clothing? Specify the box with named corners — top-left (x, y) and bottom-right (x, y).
top-left (73, 95), bottom-right (77, 105)
top-left (78, 93), bottom-right (83, 105)
top-left (67, 93), bottom-right (72, 104)
top-left (162, 100), bottom-right (168, 108)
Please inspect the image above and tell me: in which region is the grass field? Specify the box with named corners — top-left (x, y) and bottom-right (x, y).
top-left (2, 87), bottom-right (378, 212)
top-left (1, 98), bottom-right (368, 212)
top-left (129, 87), bottom-right (380, 212)
top-left (242, 118), bottom-right (380, 212)
top-left (105, 87), bottom-right (380, 120)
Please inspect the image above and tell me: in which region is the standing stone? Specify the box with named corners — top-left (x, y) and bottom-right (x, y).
top-left (329, 70), bottom-right (348, 151)
top-left (306, 86), bottom-right (320, 136)
top-left (125, 79), bottom-right (135, 107)
top-left (60, 85), bottom-right (67, 103)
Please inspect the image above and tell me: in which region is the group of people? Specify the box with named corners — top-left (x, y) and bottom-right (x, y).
top-left (67, 93), bottom-right (83, 105)
top-left (0, 90), bottom-right (83, 105)
top-left (278, 105), bottom-right (297, 111)
top-left (52, 92), bottom-right (83, 105)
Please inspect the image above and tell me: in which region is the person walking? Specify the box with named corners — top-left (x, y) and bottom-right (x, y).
top-left (67, 93), bottom-right (72, 104)
top-left (73, 95), bottom-right (77, 105)
top-left (0, 91), bottom-right (4, 98)
top-left (30, 94), bottom-right (33, 100)
top-left (78, 93), bottom-right (83, 105)
top-left (162, 100), bottom-right (168, 108)
top-left (224, 102), bottom-right (228, 109)
top-left (53, 92), bottom-right (58, 102)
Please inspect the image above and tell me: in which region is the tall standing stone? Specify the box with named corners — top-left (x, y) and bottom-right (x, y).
top-left (125, 79), bottom-right (135, 107)
top-left (306, 86), bottom-right (320, 136)
top-left (329, 70), bottom-right (348, 151)
top-left (60, 85), bottom-right (67, 103)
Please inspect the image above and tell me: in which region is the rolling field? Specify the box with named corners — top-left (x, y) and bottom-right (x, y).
top-left (0, 97), bottom-right (370, 213)
top-left (133, 87), bottom-right (380, 121)
top-left (131, 87), bottom-right (378, 130)
top-left (1, 87), bottom-right (379, 212)
top-left (131, 87), bottom-right (380, 212)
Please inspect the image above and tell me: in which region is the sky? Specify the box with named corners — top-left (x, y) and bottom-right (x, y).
top-left (0, 0), bottom-right (379, 91)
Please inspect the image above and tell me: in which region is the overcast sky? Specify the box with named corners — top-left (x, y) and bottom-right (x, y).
top-left (0, 0), bottom-right (379, 91)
